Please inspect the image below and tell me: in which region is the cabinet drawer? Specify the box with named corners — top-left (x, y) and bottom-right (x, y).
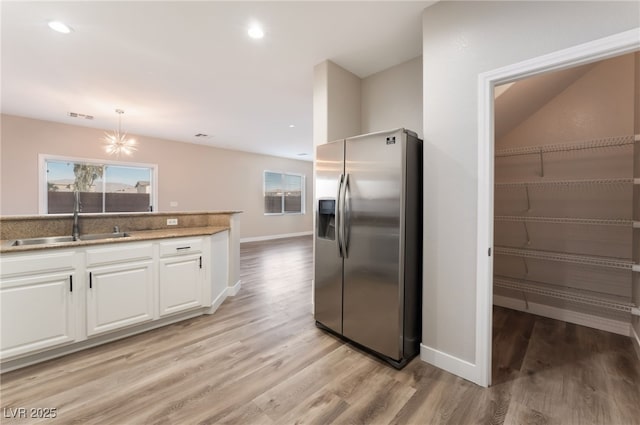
top-left (1, 251), bottom-right (76, 279)
top-left (159, 238), bottom-right (203, 257)
top-left (86, 243), bottom-right (153, 267)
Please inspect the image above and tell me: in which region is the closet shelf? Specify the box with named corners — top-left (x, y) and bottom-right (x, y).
top-left (495, 216), bottom-right (632, 227)
top-left (495, 178), bottom-right (633, 188)
top-left (494, 246), bottom-right (633, 270)
top-left (494, 276), bottom-right (635, 314)
top-left (494, 135), bottom-right (634, 157)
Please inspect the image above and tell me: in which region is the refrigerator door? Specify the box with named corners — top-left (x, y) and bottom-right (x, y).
top-left (343, 129), bottom-right (405, 360)
top-left (314, 140), bottom-right (345, 334)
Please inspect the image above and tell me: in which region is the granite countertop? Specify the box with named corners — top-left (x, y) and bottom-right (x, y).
top-left (0, 211), bottom-right (242, 221)
top-left (0, 226), bottom-right (230, 253)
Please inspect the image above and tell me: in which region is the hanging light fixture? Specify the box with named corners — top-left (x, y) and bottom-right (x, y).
top-left (103, 109), bottom-right (137, 156)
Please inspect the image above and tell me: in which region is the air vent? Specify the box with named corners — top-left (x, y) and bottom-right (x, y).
top-left (194, 133), bottom-right (210, 138)
top-left (68, 112), bottom-right (94, 120)
top-left (297, 153), bottom-right (308, 156)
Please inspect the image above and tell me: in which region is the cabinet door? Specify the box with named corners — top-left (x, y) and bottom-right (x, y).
top-left (86, 262), bottom-right (154, 337)
top-left (159, 255), bottom-right (202, 317)
top-left (1, 273), bottom-right (76, 359)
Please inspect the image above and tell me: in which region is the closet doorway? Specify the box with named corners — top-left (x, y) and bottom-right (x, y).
top-left (491, 51), bottom-right (639, 390)
top-left (475, 30), bottom-right (640, 389)
top-left (493, 53), bottom-right (635, 333)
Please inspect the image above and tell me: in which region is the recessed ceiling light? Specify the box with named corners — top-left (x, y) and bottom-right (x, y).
top-left (248, 25), bottom-right (264, 39)
top-left (288, 124), bottom-right (295, 128)
top-left (48, 21), bottom-right (72, 34)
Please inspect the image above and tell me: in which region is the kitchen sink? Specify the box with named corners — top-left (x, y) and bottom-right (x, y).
top-left (11, 232), bottom-right (130, 246)
top-left (78, 232), bottom-right (131, 241)
top-left (12, 236), bottom-right (75, 246)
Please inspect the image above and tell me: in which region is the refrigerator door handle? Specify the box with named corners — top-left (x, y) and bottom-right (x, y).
top-left (337, 174), bottom-right (344, 258)
top-left (343, 173), bottom-right (351, 258)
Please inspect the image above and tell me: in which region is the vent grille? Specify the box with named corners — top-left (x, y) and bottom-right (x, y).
top-left (194, 133), bottom-right (210, 138)
top-left (68, 112), bottom-right (94, 120)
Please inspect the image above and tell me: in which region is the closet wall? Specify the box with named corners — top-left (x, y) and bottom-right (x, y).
top-left (494, 53), bottom-right (637, 336)
top-left (633, 52), bottom-right (640, 354)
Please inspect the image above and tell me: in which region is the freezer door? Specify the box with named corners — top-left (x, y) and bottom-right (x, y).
top-left (343, 129), bottom-right (405, 360)
top-left (314, 140), bottom-right (345, 334)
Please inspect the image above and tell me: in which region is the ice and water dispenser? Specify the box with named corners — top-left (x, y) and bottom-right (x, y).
top-left (317, 199), bottom-right (336, 240)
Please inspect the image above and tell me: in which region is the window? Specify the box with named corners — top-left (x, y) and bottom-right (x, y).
top-left (264, 171), bottom-right (305, 215)
top-left (40, 155), bottom-right (157, 214)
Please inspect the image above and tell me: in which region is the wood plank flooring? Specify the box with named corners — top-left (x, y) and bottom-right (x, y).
top-left (1, 235), bottom-right (639, 424)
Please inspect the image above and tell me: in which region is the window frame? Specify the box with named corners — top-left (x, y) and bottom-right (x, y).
top-left (38, 154), bottom-right (159, 215)
top-left (263, 170), bottom-right (306, 216)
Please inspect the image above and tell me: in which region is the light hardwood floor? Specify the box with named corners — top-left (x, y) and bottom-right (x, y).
top-left (1, 235), bottom-right (639, 424)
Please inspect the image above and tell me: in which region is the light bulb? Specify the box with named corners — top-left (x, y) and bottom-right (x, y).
top-left (248, 25), bottom-right (264, 39)
top-left (48, 21), bottom-right (72, 34)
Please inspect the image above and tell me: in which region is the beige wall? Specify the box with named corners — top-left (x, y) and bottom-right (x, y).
top-left (314, 57), bottom-right (424, 145)
top-left (313, 60), bottom-right (362, 146)
top-left (361, 56), bottom-right (423, 138)
top-left (0, 114), bottom-right (313, 239)
top-left (634, 52), bottom-right (640, 353)
top-left (421, 0), bottom-right (639, 365)
top-left (313, 61), bottom-right (330, 147)
top-left (498, 54), bottom-right (635, 148)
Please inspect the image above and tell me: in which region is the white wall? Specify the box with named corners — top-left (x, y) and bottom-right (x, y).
top-left (0, 114), bottom-right (313, 240)
top-left (361, 56), bottom-right (423, 138)
top-left (421, 0), bottom-right (639, 377)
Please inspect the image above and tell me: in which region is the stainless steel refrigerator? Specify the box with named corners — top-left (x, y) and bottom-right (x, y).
top-left (314, 128), bottom-right (422, 368)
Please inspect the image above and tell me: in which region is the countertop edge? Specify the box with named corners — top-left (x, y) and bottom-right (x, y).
top-left (0, 226), bottom-right (230, 253)
top-left (0, 211), bottom-right (243, 221)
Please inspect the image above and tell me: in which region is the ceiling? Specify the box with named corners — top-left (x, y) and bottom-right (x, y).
top-left (494, 61), bottom-right (596, 140)
top-left (1, 1), bottom-right (433, 161)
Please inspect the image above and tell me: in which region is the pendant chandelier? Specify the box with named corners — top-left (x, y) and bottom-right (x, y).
top-left (103, 109), bottom-right (137, 156)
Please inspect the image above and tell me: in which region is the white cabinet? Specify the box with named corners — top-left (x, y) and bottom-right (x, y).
top-left (158, 238), bottom-right (204, 317)
top-left (0, 251), bottom-right (77, 359)
top-left (1, 231), bottom-right (230, 369)
top-left (85, 244), bottom-right (154, 337)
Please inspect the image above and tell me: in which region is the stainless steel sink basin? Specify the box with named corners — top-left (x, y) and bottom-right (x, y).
top-left (79, 232), bottom-right (130, 241)
top-left (11, 232), bottom-right (130, 246)
top-left (12, 236), bottom-right (75, 246)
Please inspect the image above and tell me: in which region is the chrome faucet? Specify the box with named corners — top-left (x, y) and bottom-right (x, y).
top-left (72, 190), bottom-right (81, 241)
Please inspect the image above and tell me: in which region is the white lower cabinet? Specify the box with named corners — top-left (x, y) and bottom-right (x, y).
top-left (158, 238), bottom-right (205, 317)
top-left (86, 261), bottom-right (154, 336)
top-left (85, 243), bottom-right (155, 337)
top-left (159, 256), bottom-right (202, 316)
top-left (0, 251), bottom-right (77, 359)
top-left (1, 232), bottom-right (228, 368)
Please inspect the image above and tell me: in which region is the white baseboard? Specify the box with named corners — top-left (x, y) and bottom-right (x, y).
top-left (206, 290), bottom-right (228, 315)
top-left (494, 295), bottom-right (630, 336)
top-left (420, 344), bottom-right (481, 386)
top-left (240, 231), bottom-right (312, 243)
top-left (632, 323), bottom-right (640, 361)
top-left (227, 279), bottom-right (242, 296)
